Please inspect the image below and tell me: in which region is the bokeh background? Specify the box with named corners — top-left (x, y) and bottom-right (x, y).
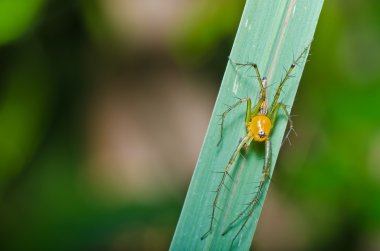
top-left (0, 0), bottom-right (379, 250)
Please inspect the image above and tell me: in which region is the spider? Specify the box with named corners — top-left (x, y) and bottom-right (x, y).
top-left (201, 45), bottom-right (310, 249)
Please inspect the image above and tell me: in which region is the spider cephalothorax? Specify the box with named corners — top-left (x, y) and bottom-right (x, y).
top-left (248, 115), bottom-right (271, 142)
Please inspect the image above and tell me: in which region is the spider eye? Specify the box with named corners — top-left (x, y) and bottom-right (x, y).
top-left (258, 131), bottom-right (266, 138)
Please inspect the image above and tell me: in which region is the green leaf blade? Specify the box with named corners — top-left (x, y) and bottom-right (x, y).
top-left (171, 0), bottom-right (324, 250)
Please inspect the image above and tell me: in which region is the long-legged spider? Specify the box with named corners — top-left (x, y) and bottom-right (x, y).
top-left (201, 45), bottom-right (309, 249)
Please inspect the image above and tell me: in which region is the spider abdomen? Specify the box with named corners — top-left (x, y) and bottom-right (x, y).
top-left (248, 115), bottom-right (272, 142)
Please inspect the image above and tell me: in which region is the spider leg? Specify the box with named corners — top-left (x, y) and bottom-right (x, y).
top-left (222, 140), bottom-right (272, 249)
top-left (270, 102), bottom-right (296, 146)
top-left (218, 98), bottom-right (251, 146)
top-left (269, 64), bottom-right (295, 114)
top-left (229, 57), bottom-right (267, 101)
top-left (233, 62), bottom-right (266, 101)
top-left (201, 135), bottom-right (251, 240)
top-left (269, 45), bottom-right (310, 114)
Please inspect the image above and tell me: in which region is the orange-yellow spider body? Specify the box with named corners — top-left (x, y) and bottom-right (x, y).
top-left (248, 115), bottom-right (272, 142)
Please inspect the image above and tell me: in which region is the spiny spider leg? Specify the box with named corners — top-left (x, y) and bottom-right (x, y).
top-left (229, 57), bottom-right (267, 100)
top-left (201, 134), bottom-right (251, 240)
top-left (222, 140), bottom-right (272, 243)
top-left (218, 98), bottom-right (251, 146)
top-left (270, 44), bottom-right (310, 114)
top-left (234, 63), bottom-right (266, 100)
top-left (270, 102), bottom-right (297, 146)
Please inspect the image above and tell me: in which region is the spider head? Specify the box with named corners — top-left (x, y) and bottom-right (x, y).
top-left (258, 131), bottom-right (266, 138)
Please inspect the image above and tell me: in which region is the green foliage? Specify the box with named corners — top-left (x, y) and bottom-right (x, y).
top-left (173, 0), bottom-right (245, 63)
top-left (171, 0), bottom-right (324, 250)
top-left (0, 0), bottom-right (46, 45)
top-left (0, 45), bottom-right (52, 189)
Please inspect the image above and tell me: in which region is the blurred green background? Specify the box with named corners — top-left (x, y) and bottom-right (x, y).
top-left (0, 0), bottom-right (379, 250)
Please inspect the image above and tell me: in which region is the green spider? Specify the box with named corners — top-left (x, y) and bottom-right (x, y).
top-left (201, 45), bottom-right (310, 249)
